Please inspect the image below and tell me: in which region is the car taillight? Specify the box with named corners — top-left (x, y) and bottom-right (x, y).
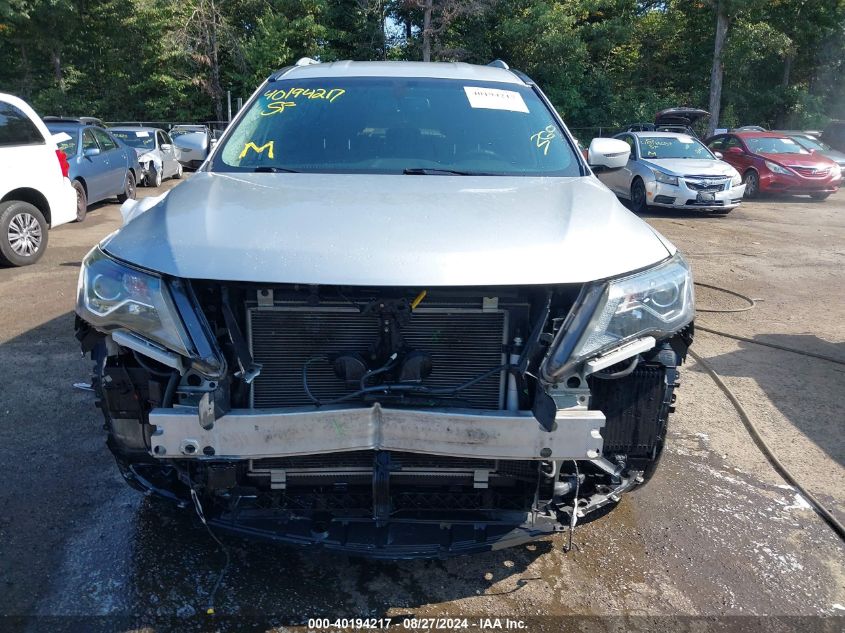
top-left (55, 149), bottom-right (70, 178)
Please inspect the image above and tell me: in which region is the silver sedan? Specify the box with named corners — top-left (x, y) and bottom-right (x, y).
top-left (110, 127), bottom-right (183, 187)
top-left (596, 131), bottom-right (745, 214)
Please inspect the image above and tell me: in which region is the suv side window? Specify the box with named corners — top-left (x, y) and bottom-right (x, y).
top-left (93, 128), bottom-right (117, 151)
top-left (724, 136), bottom-right (743, 151)
top-left (157, 131), bottom-right (168, 148)
top-left (82, 129), bottom-right (99, 152)
top-left (0, 101), bottom-right (44, 147)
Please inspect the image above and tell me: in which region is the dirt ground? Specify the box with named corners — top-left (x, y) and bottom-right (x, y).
top-left (0, 179), bottom-right (843, 632)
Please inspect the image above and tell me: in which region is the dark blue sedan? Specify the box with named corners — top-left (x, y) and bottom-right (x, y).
top-left (45, 120), bottom-right (140, 222)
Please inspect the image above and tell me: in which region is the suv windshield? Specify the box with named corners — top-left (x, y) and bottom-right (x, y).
top-left (212, 77), bottom-right (580, 176)
top-left (745, 136), bottom-right (809, 155)
top-left (638, 135), bottom-right (713, 160)
top-left (111, 130), bottom-right (156, 150)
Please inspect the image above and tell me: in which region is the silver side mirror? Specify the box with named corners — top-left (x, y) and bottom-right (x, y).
top-left (588, 138), bottom-right (630, 170)
top-left (83, 147), bottom-right (101, 158)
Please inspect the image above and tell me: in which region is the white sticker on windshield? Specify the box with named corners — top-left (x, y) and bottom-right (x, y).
top-left (464, 87), bottom-right (529, 113)
top-left (136, 131), bottom-right (150, 137)
top-left (51, 132), bottom-right (72, 143)
top-left (678, 135), bottom-right (694, 143)
top-left (782, 138), bottom-right (796, 144)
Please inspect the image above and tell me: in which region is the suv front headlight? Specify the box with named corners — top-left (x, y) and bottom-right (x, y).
top-left (542, 253), bottom-right (694, 380)
top-left (76, 247), bottom-right (193, 356)
top-left (731, 170), bottom-right (742, 186)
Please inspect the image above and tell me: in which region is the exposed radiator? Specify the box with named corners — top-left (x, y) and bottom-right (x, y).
top-left (589, 364), bottom-right (670, 458)
top-left (248, 306), bottom-right (508, 409)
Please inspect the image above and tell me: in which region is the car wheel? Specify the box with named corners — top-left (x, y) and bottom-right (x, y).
top-left (151, 167), bottom-right (162, 188)
top-left (631, 178), bottom-right (648, 213)
top-left (117, 171), bottom-right (137, 203)
top-left (742, 170), bottom-right (759, 198)
top-left (809, 192), bottom-right (830, 201)
top-left (174, 162), bottom-right (183, 179)
top-left (72, 180), bottom-right (87, 222)
top-left (0, 201), bottom-right (49, 267)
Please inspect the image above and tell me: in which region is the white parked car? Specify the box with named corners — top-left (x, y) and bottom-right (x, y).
top-left (0, 93), bottom-right (76, 265)
top-left (596, 131), bottom-right (745, 215)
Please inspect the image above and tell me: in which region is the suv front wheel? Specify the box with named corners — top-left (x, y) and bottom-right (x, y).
top-left (0, 200), bottom-right (48, 266)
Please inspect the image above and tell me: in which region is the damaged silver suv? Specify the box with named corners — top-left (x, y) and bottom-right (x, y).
top-left (76, 60), bottom-right (694, 557)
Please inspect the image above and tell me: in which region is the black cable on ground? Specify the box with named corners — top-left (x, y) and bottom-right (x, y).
top-left (191, 489), bottom-right (231, 616)
top-left (694, 281), bottom-right (845, 366)
top-left (696, 325), bottom-right (845, 366)
top-left (694, 281), bottom-right (756, 313)
top-left (186, 468), bottom-right (231, 616)
top-left (689, 349), bottom-right (845, 542)
top-left (691, 280), bottom-right (845, 543)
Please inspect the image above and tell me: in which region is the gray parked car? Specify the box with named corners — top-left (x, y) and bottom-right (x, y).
top-left (596, 131), bottom-right (745, 214)
top-left (110, 127), bottom-right (183, 187)
top-left (75, 60), bottom-right (694, 557)
top-left (777, 131), bottom-right (845, 170)
top-left (169, 124), bottom-right (212, 169)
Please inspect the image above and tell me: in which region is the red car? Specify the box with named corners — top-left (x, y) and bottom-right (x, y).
top-left (705, 131), bottom-right (842, 200)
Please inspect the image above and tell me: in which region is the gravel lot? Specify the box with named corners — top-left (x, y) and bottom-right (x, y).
top-left (0, 180), bottom-right (843, 631)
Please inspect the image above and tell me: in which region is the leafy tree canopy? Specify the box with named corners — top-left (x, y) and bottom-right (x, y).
top-left (0, 0), bottom-right (841, 131)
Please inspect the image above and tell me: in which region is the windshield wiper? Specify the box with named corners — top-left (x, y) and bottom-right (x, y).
top-left (403, 167), bottom-right (484, 176)
top-left (253, 166), bottom-right (299, 173)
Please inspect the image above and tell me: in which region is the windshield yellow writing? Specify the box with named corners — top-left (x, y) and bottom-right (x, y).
top-left (262, 101), bottom-right (296, 116)
top-left (530, 125), bottom-right (556, 156)
top-left (239, 140), bottom-right (274, 160)
top-left (260, 87), bottom-right (346, 116)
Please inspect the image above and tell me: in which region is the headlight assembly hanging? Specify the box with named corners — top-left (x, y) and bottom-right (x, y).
top-left (541, 252), bottom-right (694, 381)
top-left (76, 247), bottom-right (193, 356)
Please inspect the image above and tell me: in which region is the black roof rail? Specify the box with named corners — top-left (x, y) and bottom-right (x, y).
top-left (486, 60), bottom-right (535, 86)
top-left (269, 57), bottom-right (319, 81)
top-left (508, 68), bottom-right (535, 86)
top-left (269, 65), bottom-right (295, 81)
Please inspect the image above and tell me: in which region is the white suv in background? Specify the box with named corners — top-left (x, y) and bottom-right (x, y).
top-left (0, 93), bottom-right (76, 266)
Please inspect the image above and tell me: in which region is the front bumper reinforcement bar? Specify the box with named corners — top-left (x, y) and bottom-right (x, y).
top-left (148, 403), bottom-right (605, 461)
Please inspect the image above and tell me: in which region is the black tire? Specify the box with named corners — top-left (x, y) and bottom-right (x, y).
top-left (72, 180), bottom-right (87, 222)
top-left (631, 178), bottom-right (648, 213)
top-left (117, 171), bottom-right (137, 203)
top-left (174, 162), bottom-right (183, 179)
top-left (810, 192), bottom-right (831, 201)
top-left (0, 200), bottom-right (49, 267)
top-left (742, 170), bottom-right (759, 198)
top-left (149, 167), bottom-right (162, 188)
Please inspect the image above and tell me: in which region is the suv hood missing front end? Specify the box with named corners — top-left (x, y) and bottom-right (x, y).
top-left (104, 172), bottom-right (672, 286)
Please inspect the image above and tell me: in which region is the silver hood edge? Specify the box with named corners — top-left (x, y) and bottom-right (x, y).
top-left (104, 172), bottom-right (672, 286)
